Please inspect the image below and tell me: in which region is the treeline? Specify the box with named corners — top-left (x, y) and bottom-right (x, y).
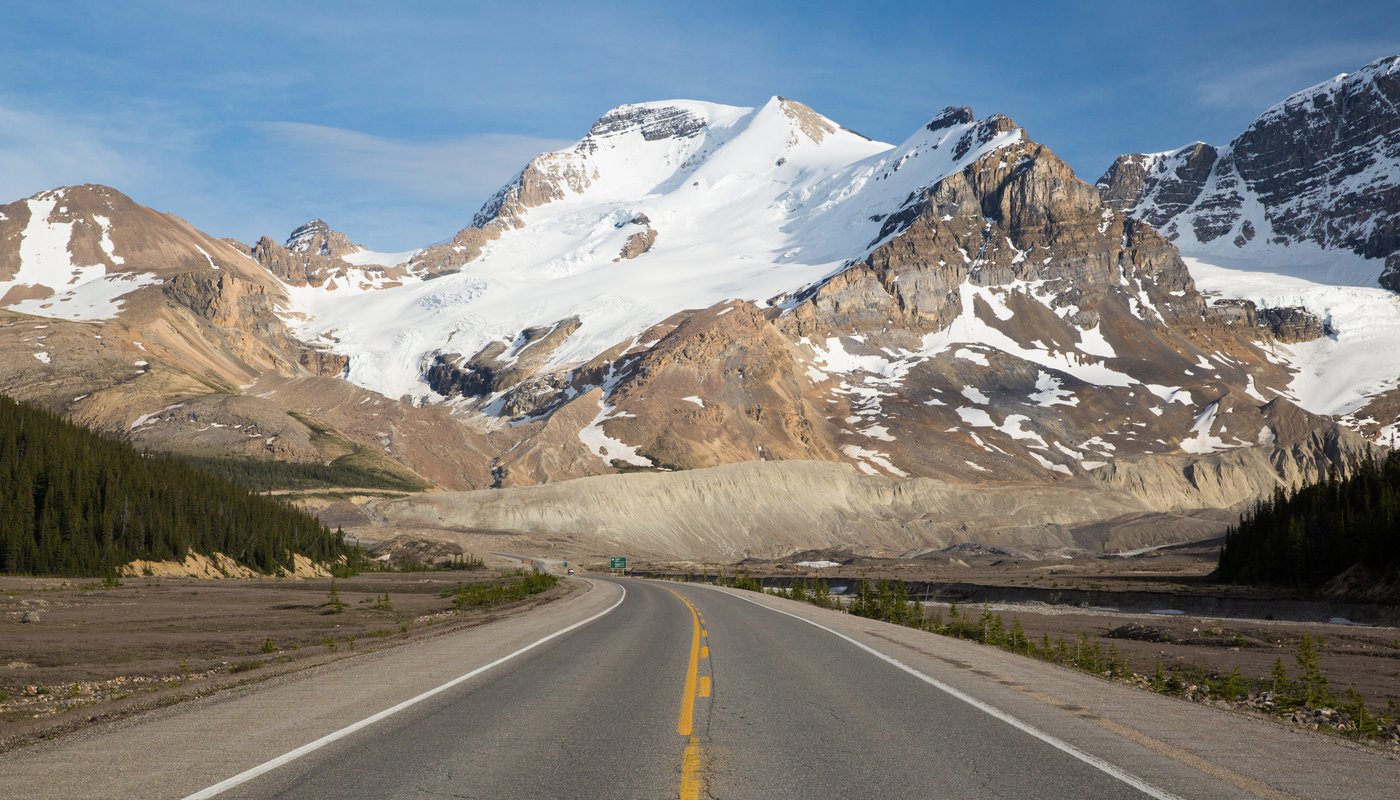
top-left (0, 395), bottom-right (355, 576)
top-left (181, 454), bottom-right (428, 492)
top-left (1217, 452), bottom-right (1400, 586)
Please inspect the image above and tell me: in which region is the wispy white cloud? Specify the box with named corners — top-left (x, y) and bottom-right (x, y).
top-left (256, 122), bottom-right (572, 203)
top-left (1193, 41), bottom-right (1395, 111)
top-left (0, 102), bottom-right (141, 200)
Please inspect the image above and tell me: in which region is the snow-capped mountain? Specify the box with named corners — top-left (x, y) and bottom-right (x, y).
top-left (281, 98), bottom-right (1029, 401)
top-left (265, 96), bottom-right (1361, 502)
top-left (0, 86), bottom-right (1381, 557)
top-left (1099, 54), bottom-right (1400, 439)
top-left (1099, 55), bottom-right (1400, 283)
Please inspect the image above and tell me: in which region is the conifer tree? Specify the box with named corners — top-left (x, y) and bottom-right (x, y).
top-left (0, 395), bottom-right (355, 576)
top-left (1294, 634), bottom-right (1330, 708)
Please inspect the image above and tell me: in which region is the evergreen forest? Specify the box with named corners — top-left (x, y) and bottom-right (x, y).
top-left (0, 395), bottom-right (354, 576)
top-left (1217, 452), bottom-right (1400, 588)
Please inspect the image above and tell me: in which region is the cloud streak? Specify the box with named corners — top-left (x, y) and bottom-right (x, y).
top-left (0, 102), bottom-right (141, 201)
top-left (1193, 41), bottom-right (1397, 112)
top-left (257, 122), bottom-right (572, 204)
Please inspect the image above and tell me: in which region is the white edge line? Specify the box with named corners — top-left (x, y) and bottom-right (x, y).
top-left (182, 582), bottom-right (627, 799)
top-left (691, 583), bottom-right (1183, 800)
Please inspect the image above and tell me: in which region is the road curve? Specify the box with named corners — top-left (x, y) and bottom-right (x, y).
top-left (3, 577), bottom-right (1398, 799)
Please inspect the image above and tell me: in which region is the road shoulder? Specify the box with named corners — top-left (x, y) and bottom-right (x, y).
top-left (681, 581), bottom-right (1400, 800)
top-left (0, 577), bottom-right (621, 800)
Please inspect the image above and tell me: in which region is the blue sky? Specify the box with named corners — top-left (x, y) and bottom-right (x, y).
top-left (1, 1), bottom-right (1394, 249)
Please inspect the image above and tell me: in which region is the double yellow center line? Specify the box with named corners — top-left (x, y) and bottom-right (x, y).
top-left (663, 587), bottom-right (710, 800)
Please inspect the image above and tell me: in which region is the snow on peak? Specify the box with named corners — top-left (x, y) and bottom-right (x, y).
top-left (2, 194), bottom-right (157, 321)
top-left (285, 219), bottom-right (333, 253)
top-left (281, 101), bottom-right (1032, 401)
top-left (1255, 53), bottom-right (1400, 125)
top-left (925, 106), bottom-right (974, 132)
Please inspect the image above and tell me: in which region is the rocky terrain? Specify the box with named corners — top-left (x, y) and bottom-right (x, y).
top-left (0, 186), bottom-right (492, 490)
top-left (1098, 55), bottom-right (1400, 443)
top-left (3, 59), bottom-right (1399, 561)
top-left (1098, 55), bottom-right (1400, 285)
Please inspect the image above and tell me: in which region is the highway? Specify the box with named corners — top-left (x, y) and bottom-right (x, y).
top-left (3, 577), bottom-right (1398, 799)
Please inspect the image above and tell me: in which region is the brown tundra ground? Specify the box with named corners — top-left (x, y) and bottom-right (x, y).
top-left (0, 569), bottom-right (573, 751)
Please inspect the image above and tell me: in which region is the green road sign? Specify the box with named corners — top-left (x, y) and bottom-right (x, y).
top-left (562, 561), bottom-right (568, 568)
top-left (610, 556), bottom-right (627, 570)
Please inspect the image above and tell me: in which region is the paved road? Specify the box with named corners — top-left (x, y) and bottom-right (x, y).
top-left (4, 577), bottom-right (1399, 799)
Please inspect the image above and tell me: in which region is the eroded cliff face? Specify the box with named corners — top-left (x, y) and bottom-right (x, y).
top-left (1099, 144), bottom-right (1219, 229)
top-left (785, 117), bottom-right (1199, 340)
top-left (1097, 55), bottom-right (1400, 286)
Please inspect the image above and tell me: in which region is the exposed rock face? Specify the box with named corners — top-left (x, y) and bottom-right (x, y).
top-left (297, 348), bottom-right (350, 377)
top-left (285, 219), bottom-right (357, 258)
top-left (616, 228), bottom-right (657, 261)
top-left (926, 106), bottom-right (974, 132)
top-left (426, 317), bottom-right (583, 402)
top-left (250, 221), bottom-right (410, 290)
top-left (1098, 144), bottom-right (1218, 228)
top-left (1098, 55), bottom-right (1400, 286)
top-left (163, 269), bottom-right (344, 373)
top-left (426, 352), bottom-right (488, 398)
top-left (1235, 60), bottom-right (1400, 260)
top-left (783, 115), bottom-right (1198, 343)
top-left (586, 104), bottom-right (708, 143)
top-left (252, 236), bottom-right (330, 285)
top-left (1207, 299), bottom-right (1327, 343)
top-left (776, 96), bottom-right (849, 144)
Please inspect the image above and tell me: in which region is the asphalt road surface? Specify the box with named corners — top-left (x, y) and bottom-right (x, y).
top-left (4, 577), bottom-right (1399, 799)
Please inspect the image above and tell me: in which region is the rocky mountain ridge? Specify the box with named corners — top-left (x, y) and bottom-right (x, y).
top-left (0, 185), bottom-right (492, 490)
top-left (1098, 55), bottom-right (1400, 286)
top-left (1098, 53), bottom-right (1400, 445)
top-left (0, 68), bottom-right (1393, 558)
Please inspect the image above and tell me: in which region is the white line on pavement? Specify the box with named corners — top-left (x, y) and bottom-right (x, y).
top-left (701, 584), bottom-right (1184, 800)
top-left (183, 582), bottom-right (627, 799)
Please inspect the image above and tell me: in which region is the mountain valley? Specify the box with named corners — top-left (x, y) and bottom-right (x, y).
top-left (4, 58), bottom-right (1400, 562)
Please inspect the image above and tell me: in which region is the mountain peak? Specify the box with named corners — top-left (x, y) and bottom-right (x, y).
top-left (1255, 52), bottom-right (1400, 126)
top-left (926, 106), bottom-right (974, 132)
top-left (284, 218), bottom-right (357, 258)
top-left (584, 101), bottom-right (735, 144)
top-left (1100, 52), bottom-right (1400, 281)
top-left (27, 183), bottom-right (136, 210)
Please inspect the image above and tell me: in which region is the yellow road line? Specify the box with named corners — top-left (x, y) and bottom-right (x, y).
top-left (700, 645), bottom-right (709, 659)
top-left (680, 735), bottom-right (702, 800)
top-left (662, 586), bottom-right (706, 800)
top-left (662, 587), bottom-right (702, 737)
